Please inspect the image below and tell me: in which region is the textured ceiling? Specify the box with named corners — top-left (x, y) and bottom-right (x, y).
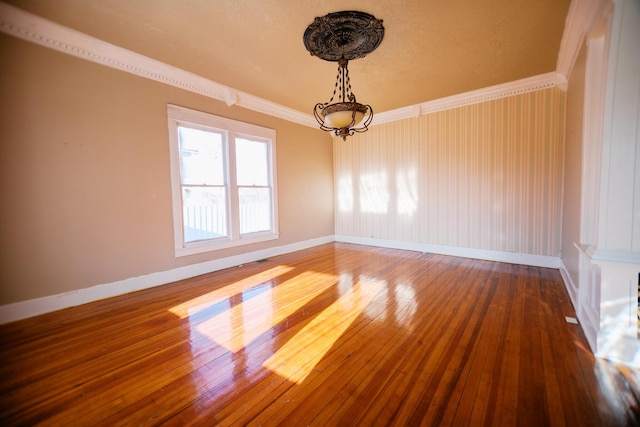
top-left (5, 0), bottom-right (571, 114)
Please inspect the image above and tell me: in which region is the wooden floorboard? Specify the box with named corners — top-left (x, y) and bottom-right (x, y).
top-left (1, 242), bottom-right (639, 426)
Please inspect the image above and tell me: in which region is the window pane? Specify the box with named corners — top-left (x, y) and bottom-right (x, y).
top-left (239, 187), bottom-right (271, 234)
top-left (178, 127), bottom-right (225, 185)
top-left (182, 186), bottom-right (227, 242)
top-left (236, 138), bottom-right (268, 186)
top-left (169, 105), bottom-right (278, 255)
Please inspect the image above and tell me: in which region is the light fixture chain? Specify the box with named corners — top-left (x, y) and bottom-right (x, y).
top-left (339, 66), bottom-right (344, 102)
top-left (344, 63), bottom-right (353, 102)
top-left (306, 11), bottom-right (382, 140)
top-left (325, 66), bottom-right (341, 106)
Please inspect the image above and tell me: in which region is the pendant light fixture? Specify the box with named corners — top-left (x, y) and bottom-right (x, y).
top-left (304, 11), bottom-right (384, 140)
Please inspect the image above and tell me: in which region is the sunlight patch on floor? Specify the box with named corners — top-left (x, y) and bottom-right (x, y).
top-left (262, 277), bottom-right (384, 384)
top-left (169, 265), bottom-right (295, 318)
top-left (195, 270), bottom-right (338, 353)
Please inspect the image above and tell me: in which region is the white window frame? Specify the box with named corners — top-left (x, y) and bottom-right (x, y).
top-left (167, 104), bottom-right (279, 257)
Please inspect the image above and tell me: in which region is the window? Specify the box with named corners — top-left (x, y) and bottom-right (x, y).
top-left (167, 104), bottom-right (278, 256)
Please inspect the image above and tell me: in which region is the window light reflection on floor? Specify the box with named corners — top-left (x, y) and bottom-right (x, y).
top-left (262, 277), bottom-right (384, 384)
top-left (195, 270), bottom-right (338, 353)
top-left (170, 266), bottom-right (385, 384)
top-left (169, 265), bottom-right (295, 319)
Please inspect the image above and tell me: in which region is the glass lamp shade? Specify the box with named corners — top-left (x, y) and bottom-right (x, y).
top-left (322, 102), bottom-right (368, 129)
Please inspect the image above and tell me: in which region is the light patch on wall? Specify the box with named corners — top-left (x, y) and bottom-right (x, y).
top-left (360, 171), bottom-right (389, 214)
top-left (396, 167), bottom-right (418, 216)
top-left (334, 88), bottom-right (565, 256)
top-left (337, 174), bottom-right (354, 212)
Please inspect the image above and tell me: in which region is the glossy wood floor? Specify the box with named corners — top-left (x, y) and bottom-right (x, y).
top-left (1, 243), bottom-right (639, 426)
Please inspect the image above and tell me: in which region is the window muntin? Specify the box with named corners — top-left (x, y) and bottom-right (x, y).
top-left (168, 105), bottom-right (278, 256)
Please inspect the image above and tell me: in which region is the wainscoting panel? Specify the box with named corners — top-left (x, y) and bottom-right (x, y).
top-left (334, 88), bottom-right (565, 256)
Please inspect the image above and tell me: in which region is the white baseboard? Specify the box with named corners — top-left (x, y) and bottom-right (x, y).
top-left (580, 302), bottom-right (600, 353)
top-left (558, 262), bottom-right (578, 309)
top-left (335, 235), bottom-right (563, 268)
top-left (558, 260), bottom-right (599, 352)
top-left (0, 235), bottom-right (568, 324)
top-left (0, 235), bottom-right (335, 324)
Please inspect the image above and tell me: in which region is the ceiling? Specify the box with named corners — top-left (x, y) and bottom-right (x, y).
top-left (4, 0), bottom-right (572, 115)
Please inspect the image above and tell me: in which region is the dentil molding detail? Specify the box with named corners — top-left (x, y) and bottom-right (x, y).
top-left (0, 2), bottom-right (316, 128)
top-left (1, 1), bottom-right (583, 129)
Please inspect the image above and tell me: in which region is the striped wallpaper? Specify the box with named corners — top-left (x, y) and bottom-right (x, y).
top-left (334, 87), bottom-right (566, 256)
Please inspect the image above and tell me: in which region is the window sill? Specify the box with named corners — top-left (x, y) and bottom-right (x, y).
top-left (174, 233), bottom-right (280, 257)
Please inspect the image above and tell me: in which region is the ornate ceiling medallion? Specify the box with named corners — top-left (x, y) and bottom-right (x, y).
top-left (304, 11), bottom-right (384, 140)
top-left (303, 11), bottom-right (384, 62)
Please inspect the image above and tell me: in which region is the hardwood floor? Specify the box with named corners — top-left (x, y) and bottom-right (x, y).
top-left (1, 243), bottom-right (639, 426)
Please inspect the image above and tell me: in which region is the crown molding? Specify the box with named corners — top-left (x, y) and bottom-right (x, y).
top-left (0, 2), bottom-right (317, 128)
top-left (1, 1), bottom-right (587, 130)
top-left (373, 72), bottom-right (564, 125)
top-left (371, 105), bottom-right (422, 125)
top-left (556, 0), bottom-right (614, 80)
top-left (421, 72), bottom-right (562, 114)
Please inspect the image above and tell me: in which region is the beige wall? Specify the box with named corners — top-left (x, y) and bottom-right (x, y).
top-left (561, 43), bottom-right (587, 288)
top-left (335, 88), bottom-right (566, 256)
top-left (0, 34), bottom-right (334, 305)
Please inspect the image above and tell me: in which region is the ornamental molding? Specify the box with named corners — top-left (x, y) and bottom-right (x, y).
top-left (303, 11), bottom-right (384, 62)
top-left (556, 0), bottom-right (614, 80)
top-left (373, 72), bottom-right (564, 125)
top-left (0, 2), bottom-right (316, 128)
top-left (1, 2), bottom-right (591, 129)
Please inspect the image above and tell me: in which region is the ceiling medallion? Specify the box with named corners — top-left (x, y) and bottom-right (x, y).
top-left (304, 11), bottom-right (384, 140)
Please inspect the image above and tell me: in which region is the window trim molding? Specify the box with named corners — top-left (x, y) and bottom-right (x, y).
top-left (167, 104), bottom-right (279, 257)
